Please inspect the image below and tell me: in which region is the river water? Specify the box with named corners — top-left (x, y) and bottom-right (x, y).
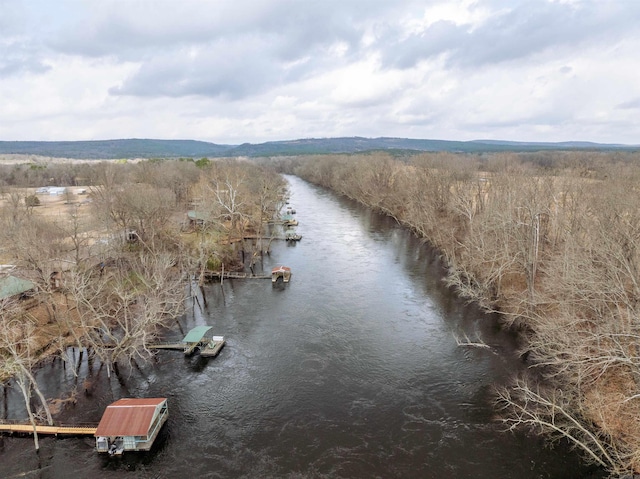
top-left (1, 175), bottom-right (603, 478)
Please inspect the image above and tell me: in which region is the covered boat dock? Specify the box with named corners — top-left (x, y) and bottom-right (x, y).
top-left (95, 397), bottom-right (168, 455)
top-left (149, 326), bottom-right (225, 357)
top-left (271, 265), bottom-right (292, 283)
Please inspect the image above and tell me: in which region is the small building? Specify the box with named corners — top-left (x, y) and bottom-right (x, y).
top-left (271, 265), bottom-right (291, 283)
top-left (48, 187), bottom-right (67, 196)
top-left (0, 275), bottom-right (36, 300)
top-left (95, 398), bottom-right (168, 455)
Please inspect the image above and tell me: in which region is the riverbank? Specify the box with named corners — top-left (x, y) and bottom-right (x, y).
top-left (1, 173), bottom-right (601, 478)
top-left (282, 151), bottom-right (640, 476)
top-left (0, 158), bottom-right (286, 436)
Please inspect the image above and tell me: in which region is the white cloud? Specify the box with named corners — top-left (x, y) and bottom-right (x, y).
top-left (0, 0), bottom-right (639, 144)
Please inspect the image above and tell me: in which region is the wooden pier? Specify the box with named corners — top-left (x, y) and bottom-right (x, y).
top-left (0, 421), bottom-right (97, 436)
top-left (204, 270), bottom-right (271, 280)
top-left (149, 340), bottom-right (224, 357)
top-left (148, 342), bottom-right (186, 351)
top-left (149, 327), bottom-right (225, 357)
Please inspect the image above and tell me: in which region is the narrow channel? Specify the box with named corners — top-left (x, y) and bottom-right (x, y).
top-left (0, 175), bottom-right (603, 478)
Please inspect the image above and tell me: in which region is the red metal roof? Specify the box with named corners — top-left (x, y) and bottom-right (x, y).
top-left (95, 398), bottom-right (166, 437)
top-left (271, 265), bottom-right (291, 273)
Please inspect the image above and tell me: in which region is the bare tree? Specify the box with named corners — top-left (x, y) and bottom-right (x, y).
top-left (0, 298), bottom-right (54, 450)
top-left (68, 251), bottom-right (186, 378)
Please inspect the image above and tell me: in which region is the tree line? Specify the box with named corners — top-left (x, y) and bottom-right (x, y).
top-left (278, 150), bottom-right (640, 476)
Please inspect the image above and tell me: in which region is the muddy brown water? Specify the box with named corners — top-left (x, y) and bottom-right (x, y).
top-left (0, 175), bottom-right (604, 478)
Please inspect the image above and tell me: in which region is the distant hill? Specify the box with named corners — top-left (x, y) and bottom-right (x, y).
top-left (0, 139), bottom-right (233, 159)
top-left (0, 137), bottom-right (636, 159)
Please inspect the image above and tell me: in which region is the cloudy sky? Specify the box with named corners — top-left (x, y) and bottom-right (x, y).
top-left (1, 0), bottom-right (639, 145)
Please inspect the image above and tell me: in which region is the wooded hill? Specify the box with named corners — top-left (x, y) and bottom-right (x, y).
top-left (0, 137), bottom-right (637, 159)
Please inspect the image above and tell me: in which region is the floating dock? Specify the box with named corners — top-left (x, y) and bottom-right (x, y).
top-left (0, 398), bottom-right (168, 455)
top-left (271, 265), bottom-right (292, 283)
top-left (285, 231), bottom-right (302, 241)
top-left (95, 398), bottom-right (168, 454)
top-left (149, 326), bottom-right (225, 357)
top-left (200, 336), bottom-right (225, 357)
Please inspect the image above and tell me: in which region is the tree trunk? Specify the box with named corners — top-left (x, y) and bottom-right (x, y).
top-left (16, 376), bottom-right (39, 451)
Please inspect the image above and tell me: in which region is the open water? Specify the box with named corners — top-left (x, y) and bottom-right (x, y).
top-left (0, 175), bottom-right (604, 478)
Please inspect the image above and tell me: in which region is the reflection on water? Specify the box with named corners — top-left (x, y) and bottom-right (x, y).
top-left (0, 175), bottom-right (603, 478)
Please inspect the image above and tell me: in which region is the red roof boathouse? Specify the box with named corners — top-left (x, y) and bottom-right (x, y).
top-left (95, 398), bottom-right (168, 455)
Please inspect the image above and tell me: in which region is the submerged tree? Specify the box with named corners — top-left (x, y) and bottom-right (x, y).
top-left (0, 298), bottom-right (53, 451)
top-left (68, 252), bottom-right (186, 379)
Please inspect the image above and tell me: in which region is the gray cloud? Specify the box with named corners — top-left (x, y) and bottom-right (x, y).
top-left (380, 1), bottom-right (640, 70)
top-left (1, 0), bottom-right (639, 144)
top-left (110, 37), bottom-right (287, 99)
top-left (48, 0), bottom-right (379, 60)
top-left (0, 1), bottom-right (51, 77)
top-left (617, 98), bottom-right (640, 110)
top-left (0, 40), bottom-right (51, 77)
top-left (47, 0), bottom-right (392, 99)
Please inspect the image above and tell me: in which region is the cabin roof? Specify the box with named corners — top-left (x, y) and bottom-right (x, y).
top-left (95, 398), bottom-right (166, 437)
top-left (0, 275), bottom-right (35, 300)
top-left (187, 210), bottom-right (210, 222)
top-left (182, 325), bottom-right (213, 343)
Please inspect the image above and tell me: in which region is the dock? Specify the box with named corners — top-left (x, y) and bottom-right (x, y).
top-left (149, 327), bottom-right (225, 357)
top-left (149, 342), bottom-right (186, 351)
top-left (271, 265), bottom-right (292, 283)
top-left (204, 270), bottom-right (271, 280)
top-left (200, 337), bottom-right (225, 357)
top-left (149, 338), bottom-right (225, 357)
top-left (96, 398), bottom-right (168, 454)
top-left (1, 398), bottom-right (169, 456)
top-left (0, 421), bottom-right (97, 436)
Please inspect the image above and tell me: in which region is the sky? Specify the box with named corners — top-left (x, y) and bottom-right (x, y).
top-left (1, 0), bottom-right (639, 145)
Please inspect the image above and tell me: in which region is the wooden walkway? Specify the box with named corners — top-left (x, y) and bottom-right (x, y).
top-left (149, 339), bottom-right (225, 357)
top-left (204, 271), bottom-right (271, 280)
top-left (148, 342), bottom-right (185, 351)
top-left (0, 422), bottom-right (97, 436)
top-left (241, 235), bottom-right (285, 240)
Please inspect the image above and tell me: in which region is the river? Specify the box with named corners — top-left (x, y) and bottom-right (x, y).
top-left (0, 175), bottom-right (603, 478)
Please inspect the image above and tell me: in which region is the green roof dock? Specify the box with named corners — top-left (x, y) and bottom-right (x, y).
top-left (150, 326), bottom-right (225, 358)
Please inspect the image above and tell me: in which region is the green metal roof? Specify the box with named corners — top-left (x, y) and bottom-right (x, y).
top-left (182, 326), bottom-right (214, 343)
top-left (187, 210), bottom-right (210, 222)
top-left (0, 275), bottom-right (36, 300)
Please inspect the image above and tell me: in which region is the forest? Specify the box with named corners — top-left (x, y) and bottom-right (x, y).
top-left (2, 150), bottom-right (640, 475)
top-left (272, 150), bottom-right (640, 476)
